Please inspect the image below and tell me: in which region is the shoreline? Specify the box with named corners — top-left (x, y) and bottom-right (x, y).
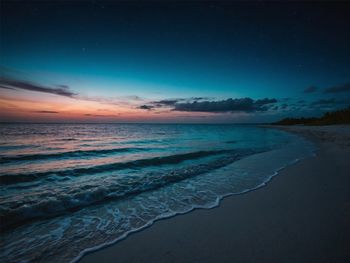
top-left (80, 125), bottom-right (350, 263)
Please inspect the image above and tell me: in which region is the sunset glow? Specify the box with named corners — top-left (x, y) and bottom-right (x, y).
top-left (1, 2), bottom-right (349, 123)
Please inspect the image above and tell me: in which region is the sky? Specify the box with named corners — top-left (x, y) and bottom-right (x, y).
top-left (1, 1), bottom-right (350, 123)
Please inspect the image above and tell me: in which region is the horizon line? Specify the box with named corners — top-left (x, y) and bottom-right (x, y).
top-left (0, 121), bottom-right (268, 125)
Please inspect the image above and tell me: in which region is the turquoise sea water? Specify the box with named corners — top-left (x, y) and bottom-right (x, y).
top-left (0, 124), bottom-right (315, 262)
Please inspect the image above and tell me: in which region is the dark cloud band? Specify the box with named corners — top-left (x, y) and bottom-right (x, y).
top-left (173, 98), bottom-right (277, 113)
top-left (138, 105), bottom-right (155, 110)
top-left (0, 77), bottom-right (77, 98)
top-left (32, 111), bottom-right (59, 114)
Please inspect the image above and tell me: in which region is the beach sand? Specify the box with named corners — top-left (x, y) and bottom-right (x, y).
top-left (79, 125), bottom-right (350, 263)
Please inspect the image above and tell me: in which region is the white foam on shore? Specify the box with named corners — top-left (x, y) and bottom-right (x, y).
top-left (73, 134), bottom-right (316, 263)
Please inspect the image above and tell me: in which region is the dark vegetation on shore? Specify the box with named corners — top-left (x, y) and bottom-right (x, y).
top-left (273, 107), bottom-right (350, 125)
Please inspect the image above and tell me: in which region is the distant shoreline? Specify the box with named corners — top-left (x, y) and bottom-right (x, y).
top-left (272, 107), bottom-right (350, 126)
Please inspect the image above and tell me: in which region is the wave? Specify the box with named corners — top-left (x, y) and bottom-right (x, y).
top-left (73, 147), bottom-right (314, 263)
top-left (0, 150), bottom-right (234, 185)
top-left (0, 147), bottom-right (146, 164)
top-left (0, 149), bottom-right (260, 232)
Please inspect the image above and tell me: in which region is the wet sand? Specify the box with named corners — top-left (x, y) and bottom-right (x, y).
top-left (80, 125), bottom-right (350, 263)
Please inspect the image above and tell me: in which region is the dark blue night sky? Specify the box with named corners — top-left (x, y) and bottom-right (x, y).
top-left (1, 1), bottom-right (349, 122)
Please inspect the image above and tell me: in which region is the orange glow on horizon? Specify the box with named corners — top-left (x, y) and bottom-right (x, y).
top-left (0, 89), bottom-right (214, 122)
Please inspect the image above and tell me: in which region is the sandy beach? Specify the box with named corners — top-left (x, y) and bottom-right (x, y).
top-left (80, 125), bottom-right (350, 263)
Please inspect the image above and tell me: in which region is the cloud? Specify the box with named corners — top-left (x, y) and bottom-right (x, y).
top-left (138, 97), bottom-right (277, 113)
top-left (0, 85), bottom-right (15, 90)
top-left (0, 76), bottom-right (149, 112)
top-left (324, 83), bottom-right (350, 93)
top-left (84, 114), bottom-right (120, 117)
top-left (303, 86), bottom-right (318, 93)
top-left (173, 98), bottom-right (277, 113)
top-left (138, 105), bottom-right (155, 110)
top-left (149, 97), bottom-right (213, 108)
top-left (32, 110), bottom-right (59, 114)
top-left (0, 77), bottom-right (77, 98)
top-left (153, 99), bottom-right (179, 106)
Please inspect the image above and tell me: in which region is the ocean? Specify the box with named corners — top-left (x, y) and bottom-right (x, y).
top-left (0, 124), bottom-right (315, 262)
